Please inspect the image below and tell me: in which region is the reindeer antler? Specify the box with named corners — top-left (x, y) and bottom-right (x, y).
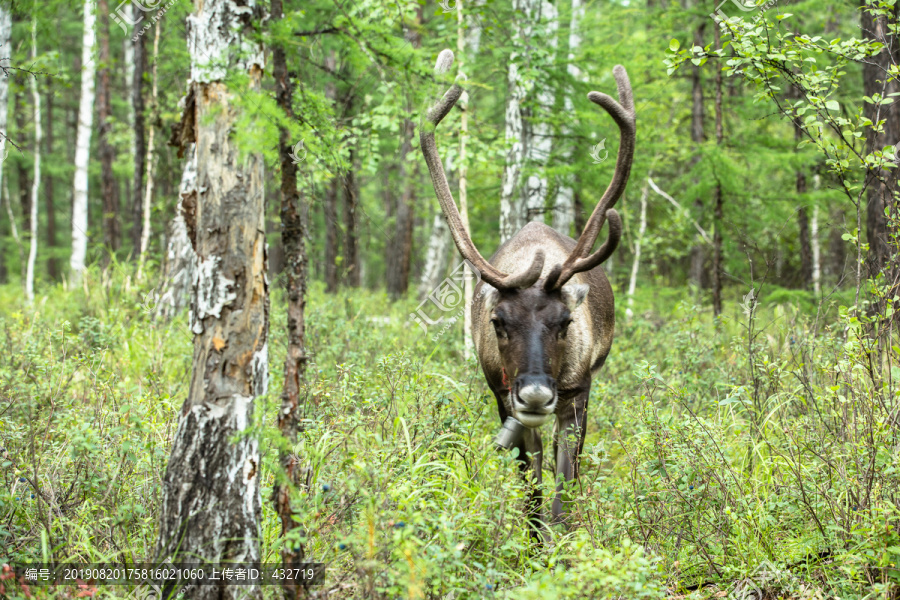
top-left (420, 49), bottom-right (545, 291)
top-left (545, 66), bottom-right (636, 291)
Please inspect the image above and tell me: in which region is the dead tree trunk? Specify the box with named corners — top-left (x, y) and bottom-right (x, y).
top-left (155, 5), bottom-right (268, 599)
top-left (97, 0), bottom-right (120, 257)
top-left (272, 0), bottom-right (309, 593)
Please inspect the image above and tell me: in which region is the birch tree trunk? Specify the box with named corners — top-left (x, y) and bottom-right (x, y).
top-left (138, 23), bottom-right (161, 275)
top-left (553, 0), bottom-right (583, 236)
top-left (626, 180), bottom-right (649, 321)
top-left (25, 15), bottom-right (40, 304)
top-left (0, 5), bottom-right (10, 283)
top-left (70, 0), bottom-right (96, 284)
top-left (523, 1), bottom-right (557, 224)
top-left (97, 0), bottom-right (121, 257)
top-left (418, 153), bottom-right (455, 297)
top-left (155, 6), bottom-right (268, 597)
top-left (811, 174), bottom-right (822, 295)
top-left (499, 0), bottom-right (535, 243)
top-left (272, 0), bottom-right (309, 592)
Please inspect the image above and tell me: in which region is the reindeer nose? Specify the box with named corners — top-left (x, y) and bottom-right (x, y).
top-left (514, 375), bottom-right (556, 410)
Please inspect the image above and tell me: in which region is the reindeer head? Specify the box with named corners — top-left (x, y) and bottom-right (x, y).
top-left (420, 50), bottom-right (635, 427)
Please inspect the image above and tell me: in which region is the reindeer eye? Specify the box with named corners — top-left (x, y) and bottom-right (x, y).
top-left (559, 319), bottom-right (573, 338)
top-left (490, 318), bottom-right (507, 339)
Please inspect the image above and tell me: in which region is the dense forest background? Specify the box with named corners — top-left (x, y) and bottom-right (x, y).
top-left (1, 0), bottom-right (899, 598)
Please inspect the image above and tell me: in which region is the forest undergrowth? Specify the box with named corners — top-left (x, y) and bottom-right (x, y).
top-left (0, 265), bottom-right (898, 599)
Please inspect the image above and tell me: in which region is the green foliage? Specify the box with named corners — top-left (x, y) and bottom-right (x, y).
top-left (1, 265), bottom-right (898, 598)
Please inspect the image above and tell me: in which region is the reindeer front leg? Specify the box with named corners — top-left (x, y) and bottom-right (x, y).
top-left (551, 388), bottom-right (590, 524)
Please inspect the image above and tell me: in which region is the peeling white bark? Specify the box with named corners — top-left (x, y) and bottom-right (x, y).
top-left (156, 3), bottom-right (268, 594)
top-left (499, 0), bottom-right (535, 243)
top-left (191, 256), bottom-right (237, 333)
top-left (25, 16), bottom-right (41, 303)
top-left (523, 1), bottom-right (557, 225)
top-left (553, 0), bottom-right (584, 235)
top-left (157, 146), bottom-right (197, 320)
top-left (418, 213), bottom-right (452, 297)
top-left (186, 0), bottom-right (264, 82)
top-left (70, 0), bottom-right (96, 283)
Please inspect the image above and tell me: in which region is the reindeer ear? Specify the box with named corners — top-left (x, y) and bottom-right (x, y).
top-left (483, 285), bottom-right (500, 313)
top-left (561, 283), bottom-right (589, 311)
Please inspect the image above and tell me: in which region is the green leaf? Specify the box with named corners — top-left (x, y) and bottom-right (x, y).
top-left (825, 100), bottom-right (840, 111)
top-left (669, 38), bottom-right (680, 51)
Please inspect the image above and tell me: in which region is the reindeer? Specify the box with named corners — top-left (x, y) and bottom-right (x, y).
top-left (420, 50), bottom-right (635, 537)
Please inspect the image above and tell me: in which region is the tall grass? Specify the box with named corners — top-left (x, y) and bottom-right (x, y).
top-left (0, 266), bottom-right (896, 598)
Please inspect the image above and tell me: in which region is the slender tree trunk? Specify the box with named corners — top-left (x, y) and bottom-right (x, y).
top-left (155, 6), bottom-right (268, 598)
top-left (138, 23), bottom-right (161, 274)
top-left (0, 5), bottom-right (11, 284)
top-left (626, 179), bottom-right (649, 321)
top-left (15, 89), bottom-right (30, 237)
top-left (794, 118), bottom-right (812, 289)
top-left (342, 147), bottom-right (360, 287)
top-left (25, 16), bottom-right (40, 303)
top-left (499, 0), bottom-right (537, 242)
top-left (418, 211), bottom-right (452, 297)
top-left (553, 0), bottom-right (583, 235)
top-left (272, 0), bottom-right (309, 593)
top-left (323, 50), bottom-right (339, 294)
top-left (131, 23), bottom-right (146, 256)
top-left (812, 202), bottom-right (821, 295)
top-left (386, 7), bottom-right (422, 299)
top-left (711, 27), bottom-right (724, 317)
top-left (861, 2), bottom-right (900, 281)
top-left (688, 22), bottom-right (706, 292)
top-left (457, 0), bottom-right (474, 359)
top-left (44, 79), bottom-right (57, 280)
top-left (324, 177), bottom-right (340, 293)
top-left (97, 0), bottom-right (121, 258)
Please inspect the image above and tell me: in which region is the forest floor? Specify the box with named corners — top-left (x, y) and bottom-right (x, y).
top-left (0, 266), bottom-right (897, 599)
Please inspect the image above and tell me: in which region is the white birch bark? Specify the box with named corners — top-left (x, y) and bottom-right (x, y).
top-left (25, 16), bottom-right (41, 303)
top-left (70, 0), bottom-right (97, 284)
top-left (156, 145), bottom-right (197, 320)
top-left (499, 0), bottom-right (536, 243)
top-left (626, 180), bottom-right (649, 321)
top-left (523, 1), bottom-right (557, 225)
top-left (458, 0), bottom-right (474, 360)
top-left (0, 6), bottom-right (10, 203)
top-left (155, 3), bottom-right (268, 597)
top-left (553, 0), bottom-right (584, 235)
top-left (138, 23), bottom-right (160, 275)
top-left (124, 4), bottom-right (135, 170)
top-left (418, 212), bottom-right (452, 296)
